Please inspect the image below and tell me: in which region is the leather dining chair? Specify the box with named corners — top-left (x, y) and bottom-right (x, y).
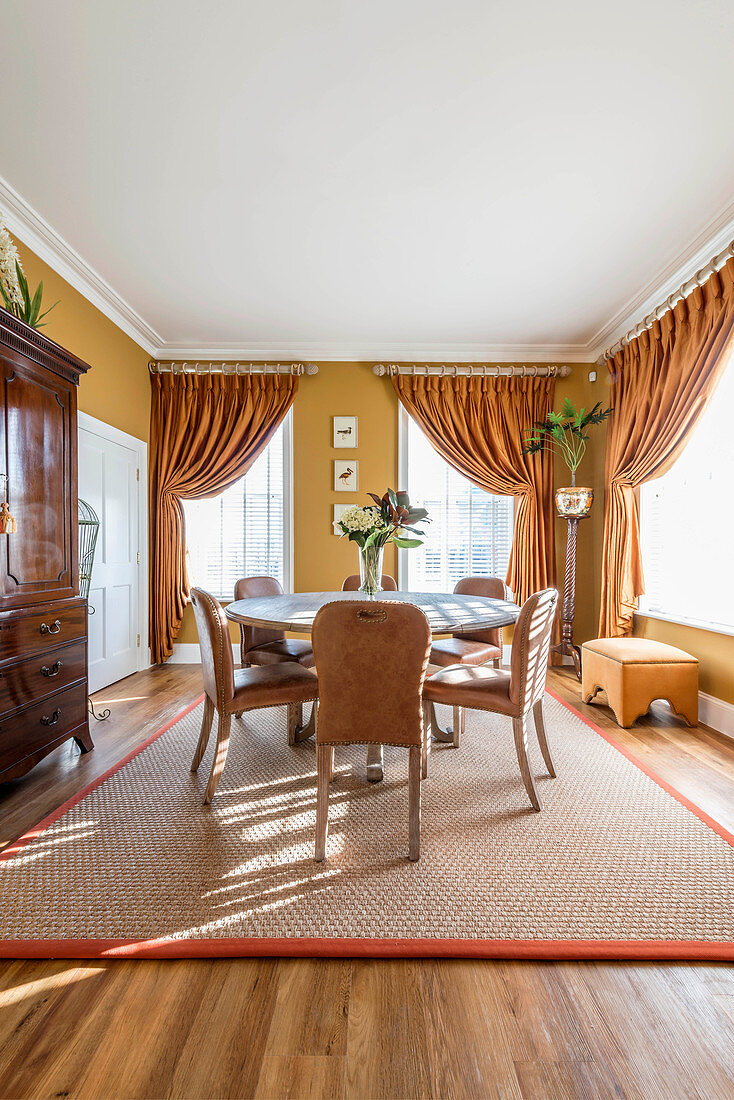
top-left (311, 600), bottom-right (432, 861)
top-left (423, 588), bottom-right (558, 812)
top-left (341, 573), bottom-right (398, 591)
top-left (428, 575), bottom-right (509, 745)
top-left (190, 588), bottom-right (319, 804)
top-left (234, 576), bottom-right (315, 668)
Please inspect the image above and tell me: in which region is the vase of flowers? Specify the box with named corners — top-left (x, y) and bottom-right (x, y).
top-left (522, 398), bottom-right (613, 517)
top-left (334, 490), bottom-right (429, 595)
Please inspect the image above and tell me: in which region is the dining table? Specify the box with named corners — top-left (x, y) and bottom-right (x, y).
top-left (225, 589), bottom-right (521, 781)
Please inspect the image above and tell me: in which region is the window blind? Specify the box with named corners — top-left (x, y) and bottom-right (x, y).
top-left (184, 420), bottom-right (287, 599)
top-left (640, 354), bottom-right (734, 632)
top-left (404, 415), bottom-right (514, 592)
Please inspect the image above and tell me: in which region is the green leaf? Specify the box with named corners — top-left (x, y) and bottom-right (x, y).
top-left (393, 537), bottom-right (422, 548)
top-left (29, 281), bottom-right (44, 325)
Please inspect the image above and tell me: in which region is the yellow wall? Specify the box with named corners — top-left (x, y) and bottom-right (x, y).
top-left (177, 361), bottom-right (605, 645)
top-left (13, 244), bottom-right (151, 441)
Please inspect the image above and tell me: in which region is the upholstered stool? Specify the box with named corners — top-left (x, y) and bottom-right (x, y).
top-left (581, 638), bottom-right (698, 728)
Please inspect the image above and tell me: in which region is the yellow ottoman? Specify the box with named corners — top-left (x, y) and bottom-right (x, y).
top-left (581, 638), bottom-right (698, 728)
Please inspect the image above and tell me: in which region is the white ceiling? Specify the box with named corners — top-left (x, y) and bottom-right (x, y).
top-left (1, 0), bottom-right (733, 360)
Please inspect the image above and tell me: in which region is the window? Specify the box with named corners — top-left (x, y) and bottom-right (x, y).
top-left (400, 410), bottom-right (514, 591)
top-left (640, 353), bottom-right (734, 634)
top-left (183, 417), bottom-right (291, 599)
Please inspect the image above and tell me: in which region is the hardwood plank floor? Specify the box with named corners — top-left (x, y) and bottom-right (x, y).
top-left (0, 665), bottom-right (732, 1100)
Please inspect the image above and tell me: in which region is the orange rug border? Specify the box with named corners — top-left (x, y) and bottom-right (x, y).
top-left (1, 689), bottom-right (733, 961)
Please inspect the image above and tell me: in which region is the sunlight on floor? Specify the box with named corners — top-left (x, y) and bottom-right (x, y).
top-left (0, 967), bottom-right (101, 1008)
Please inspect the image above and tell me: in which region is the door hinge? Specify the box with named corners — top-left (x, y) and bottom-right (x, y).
top-left (137, 634), bottom-right (141, 647)
top-left (137, 551), bottom-right (140, 565)
top-left (136, 467), bottom-right (140, 482)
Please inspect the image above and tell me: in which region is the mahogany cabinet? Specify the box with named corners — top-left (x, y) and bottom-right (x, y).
top-left (0, 309), bottom-right (92, 781)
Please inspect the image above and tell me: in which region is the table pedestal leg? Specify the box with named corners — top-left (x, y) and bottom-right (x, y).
top-left (429, 702), bottom-right (463, 746)
top-left (289, 700), bottom-right (317, 743)
top-left (366, 743), bottom-right (384, 783)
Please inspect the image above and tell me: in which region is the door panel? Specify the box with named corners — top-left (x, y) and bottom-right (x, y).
top-left (1, 359), bottom-right (76, 604)
top-left (79, 423), bottom-right (141, 692)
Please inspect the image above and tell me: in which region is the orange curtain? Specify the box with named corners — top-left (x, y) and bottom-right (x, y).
top-left (393, 374), bottom-right (556, 605)
top-left (599, 257), bottom-right (734, 637)
top-left (149, 370), bottom-right (298, 664)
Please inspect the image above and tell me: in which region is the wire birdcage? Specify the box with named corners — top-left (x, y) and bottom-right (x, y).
top-left (78, 499), bottom-right (100, 600)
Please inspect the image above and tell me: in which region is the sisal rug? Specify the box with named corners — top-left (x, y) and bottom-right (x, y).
top-left (1, 692), bottom-right (732, 960)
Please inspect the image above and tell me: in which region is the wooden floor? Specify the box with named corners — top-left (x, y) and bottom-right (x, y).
top-left (1, 665), bottom-right (733, 1100)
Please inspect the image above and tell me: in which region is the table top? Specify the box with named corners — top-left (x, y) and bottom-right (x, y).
top-left (224, 590), bottom-right (520, 635)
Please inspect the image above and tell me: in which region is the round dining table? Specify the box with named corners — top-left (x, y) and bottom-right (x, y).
top-left (225, 590), bottom-right (521, 781)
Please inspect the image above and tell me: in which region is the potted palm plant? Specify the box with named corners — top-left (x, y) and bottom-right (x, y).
top-left (523, 398), bottom-right (612, 516)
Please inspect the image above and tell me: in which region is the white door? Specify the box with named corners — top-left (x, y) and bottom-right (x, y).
top-left (78, 413), bottom-right (147, 692)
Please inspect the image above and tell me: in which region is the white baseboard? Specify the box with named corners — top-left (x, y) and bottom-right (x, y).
top-left (169, 642), bottom-right (238, 664)
top-left (698, 691), bottom-right (734, 741)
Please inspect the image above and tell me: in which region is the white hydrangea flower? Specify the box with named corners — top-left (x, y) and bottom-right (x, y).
top-left (0, 219), bottom-right (24, 310)
top-left (335, 505), bottom-right (384, 534)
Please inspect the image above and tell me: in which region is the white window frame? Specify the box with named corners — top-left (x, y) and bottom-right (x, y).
top-left (397, 405), bottom-right (514, 591)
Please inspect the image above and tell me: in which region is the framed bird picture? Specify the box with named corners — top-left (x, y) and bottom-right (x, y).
top-left (334, 460), bottom-right (358, 491)
top-left (333, 416), bottom-right (358, 448)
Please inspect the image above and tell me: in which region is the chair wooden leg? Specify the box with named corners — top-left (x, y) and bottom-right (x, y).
top-left (533, 698), bottom-right (556, 778)
top-left (493, 657), bottom-right (501, 669)
top-left (191, 697), bottom-right (214, 773)
top-left (408, 745), bottom-right (421, 861)
top-left (315, 744), bottom-right (333, 861)
top-left (452, 705), bottom-right (463, 748)
top-left (287, 702), bottom-right (303, 745)
top-left (421, 702), bottom-right (431, 779)
top-left (204, 712), bottom-right (231, 804)
top-left (512, 714), bottom-right (541, 812)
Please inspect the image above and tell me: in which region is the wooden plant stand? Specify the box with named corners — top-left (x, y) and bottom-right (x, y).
top-left (551, 515), bottom-right (585, 680)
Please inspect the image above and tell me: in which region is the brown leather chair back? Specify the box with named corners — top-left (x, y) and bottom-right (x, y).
top-left (453, 575), bottom-right (508, 646)
top-left (509, 588), bottom-right (558, 713)
top-left (312, 600), bottom-right (431, 747)
top-left (341, 574), bottom-right (398, 592)
top-left (191, 587), bottom-right (235, 710)
top-left (234, 575), bottom-right (286, 652)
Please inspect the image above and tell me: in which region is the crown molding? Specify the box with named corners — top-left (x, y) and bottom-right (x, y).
top-left (0, 174), bottom-right (161, 355)
top-left (587, 199), bottom-right (734, 361)
top-left (151, 340), bottom-right (592, 363)
top-left (3, 175), bottom-right (732, 367)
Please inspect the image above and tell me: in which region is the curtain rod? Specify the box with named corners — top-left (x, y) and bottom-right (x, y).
top-left (599, 238), bottom-right (734, 365)
top-left (149, 361), bottom-right (319, 376)
top-left (373, 363), bottom-right (571, 378)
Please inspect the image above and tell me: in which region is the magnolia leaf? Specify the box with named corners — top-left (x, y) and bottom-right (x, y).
top-left (393, 537), bottom-right (422, 548)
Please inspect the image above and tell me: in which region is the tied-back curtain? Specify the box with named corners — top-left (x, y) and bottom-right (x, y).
top-left (599, 257), bottom-right (734, 638)
top-left (149, 371), bottom-right (298, 664)
top-left (393, 374), bottom-right (556, 606)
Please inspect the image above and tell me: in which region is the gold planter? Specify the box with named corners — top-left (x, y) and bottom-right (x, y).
top-left (555, 486), bottom-right (593, 518)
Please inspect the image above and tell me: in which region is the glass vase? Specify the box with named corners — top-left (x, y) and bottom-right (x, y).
top-left (358, 544), bottom-right (384, 596)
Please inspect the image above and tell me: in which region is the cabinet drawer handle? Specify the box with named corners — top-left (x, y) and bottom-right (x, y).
top-left (41, 660), bottom-right (63, 678)
top-left (40, 708), bottom-right (61, 726)
top-left (40, 620), bottom-right (62, 635)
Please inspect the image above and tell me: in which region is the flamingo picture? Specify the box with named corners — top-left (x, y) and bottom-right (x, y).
top-left (334, 461), bottom-right (358, 490)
